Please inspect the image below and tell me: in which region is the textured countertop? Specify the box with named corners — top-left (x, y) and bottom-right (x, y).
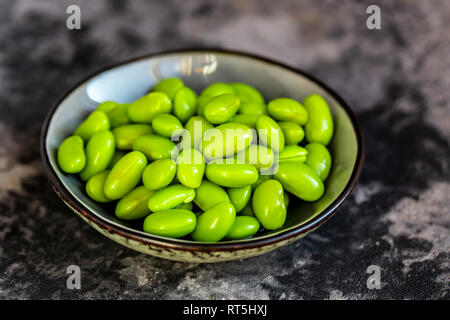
top-left (0, 0), bottom-right (448, 299)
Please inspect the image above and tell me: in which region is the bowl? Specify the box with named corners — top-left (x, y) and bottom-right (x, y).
top-left (40, 49), bottom-right (364, 263)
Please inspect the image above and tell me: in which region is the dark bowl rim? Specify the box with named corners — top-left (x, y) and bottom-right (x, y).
top-left (40, 48), bottom-right (365, 252)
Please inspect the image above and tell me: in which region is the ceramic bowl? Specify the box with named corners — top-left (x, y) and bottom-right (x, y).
top-left (40, 49), bottom-right (364, 263)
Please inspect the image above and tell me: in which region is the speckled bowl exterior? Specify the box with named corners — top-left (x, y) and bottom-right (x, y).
top-left (41, 49), bottom-right (364, 263)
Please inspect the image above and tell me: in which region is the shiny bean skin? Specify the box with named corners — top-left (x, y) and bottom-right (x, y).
top-left (79, 131), bottom-right (115, 181)
top-left (194, 180), bottom-right (230, 211)
top-left (305, 143), bottom-right (332, 181)
top-left (143, 209), bottom-right (196, 238)
top-left (85, 170), bottom-right (111, 203)
top-left (132, 134), bottom-right (178, 161)
top-left (174, 86), bottom-right (197, 123)
top-left (236, 144), bottom-right (274, 171)
top-left (274, 162), bottom-right (324, 201)
top-left (230, 114), bottom-right (258, 128)
top-left (205, 163), bottom-right (259, 188)
top-left (152, 114), bottom-right (183, 138)
top-left (191, 202), bottom-right (236, 242)
top-left (112, 124), bottom-right (153, 150)
top-left (153, 77), bottom-right (184, 100)
top-left (183, 116), bottom-right (214, 150)
top-left (128, 92), bottom-right (172, 123)
top-left (148, 184), bottom-right (195, 212)
top-left (229, 82), bottom-right (264, 103)
top-left (115, 186), bottom-right (155, 220)
top-left (256, 115), bottom-right (285, 153)
top-left (279, 145), bottom-right (308, 163)
top-left (227, 185), bottom-right (252, 212)
top-left (225, 215), bottom-right (260, 240)
top-left (176, 148), bottom-right (205, 189)
top-left (74, 110), bottom-right (110, 142)
top-left (57, 135), bottom-right (86, 174)
top-left (195, 96), bottom-right (209, 117)
top-left (97, 101), bottom-right (118, 113)
top-left (204, 94), bottom-right (240, 125)
top-left (267, 98), bottom-right (308, 125)
top-left (142, 159), bottom-right (177, 190)
top-left (303, 94), bottom-right (334, 145)
top-left (200, 82), bottom-right (234, 99)
top-left (278, 121), bottom-right (305, 145)
top-left (106, 103), bottom-right (131, 128)
top-left (238, 101), bottom-right (267, 116)
top-left (252, 179), bottom-right (286, 230)
top-left (103, 151), bottom-right (148, 200)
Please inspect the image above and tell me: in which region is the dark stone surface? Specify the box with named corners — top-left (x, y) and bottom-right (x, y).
top-left (0, 0), bottom-right (448, 299)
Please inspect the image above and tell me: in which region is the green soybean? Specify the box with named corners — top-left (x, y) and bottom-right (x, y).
top-left (205, 163), bottom-right (258, 188)
top-left (252, 179), bottom-right (286, 230)
top-left (143, 209), bottom-right (196, 238)
top-left (204, 94), bottom-right (240, 124)
top-left (148, 184), bottom-right (195, 212)
top-left (142, 159), bottom-right (177, 190)
top-left (225, 215), bottom-right (260, 240)
top-left (128, 92), bottom-right (172, 123)
top-left (174, 86), bottom-right (197, 123)
top-left (104, 151), bottom-right (148, 200)
top-left (267, 98), bottom-right (308, 125)
top-left (279, 145), bottom-right (308, 163)
top-left (85, 170), bottom-right (111, 203)
top-left (108, 150), bottom-right (126, 169)
top-left (274, 162), bottom-right (324, 201)
top-left (238, 101), bottom-right (267, 116)
top-left (256, 115), bottom-right (285, 153)
top-left (132, 134), bottom-right (177, 161)
top-left (278, 121), bottom-right (305, 145)
top-left (304, 143), bottom-right (332, 181)
top-left (183, 116), bottom-right (214, 150)
top-left (194, 180), bottom-right (230, 211)
top-left (97, 101), bottom-right (118, 113)
top-left (191, 202), bottom-right (236, 242)
top-left (57, 135), bottom-right (86, 174)
top-left (80, 131), bottom-right (115, 181)
top-left (230, 82), bottom-right (264, 103)
top-left (74, 110), bottom-right (110, 142)
top-left (303, 94), bottom-right (334, 145)
top-left (196, 96), bottom-right (209, 117)
top-left (153, 77), bottom-right (184, 100)
top-left (227, 185), bottom-right (252, 213)
top-left (106, 103), bottom-right (131, 128)
top-left (200, 82), bottom-right (234, 99)
top-left (115, 186), bottom-right (155, 220)
top-left (176, 148), bottom-right (205, 189)
top-left (112, 124), bottom-right (153, 150)
top-left (236, 144), bottom-right (274, 171)
top-left (230, 114), bottom-right (258, 128)
top-left (152, 114), bottom-right (183, 138)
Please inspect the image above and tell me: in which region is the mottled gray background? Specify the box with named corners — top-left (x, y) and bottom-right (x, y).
top-left (0, 0), bottom-right (449, 299)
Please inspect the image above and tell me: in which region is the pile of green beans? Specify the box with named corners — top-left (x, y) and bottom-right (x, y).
top-left (57, 78), bottom-right (334, 242)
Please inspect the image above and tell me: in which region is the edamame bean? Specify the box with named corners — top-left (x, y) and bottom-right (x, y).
top-left (205, 163), bottom-right (258, 188)
top-left (115, 185), bottom-right (155, 220)
top-left (143, 209), bottom-right (196, 238)
top-left (303, 94), bottom-right (334, 145)
top-left (148, 184), bottom-right (195, 212)
top-left (57, 135), bottom-right (86, 174)
top-left (128, 92), bottom-right (172, 123)
top-left (183, 116), bottom-right (213, 150)
top-left (104, 151), bottom-right (148, 200)
top-left (252, 179), bottom-right (286, 230)
top-left (153, 77), bottom-right (184, 100)
top-left (196, 96), bottom-right (209, 117)
top-left (152, 114), bottom-right (183, 138)
top-left (107, 103), bottom-right (131, 128)
top-left (176, 148), bottom-right (205, 188)
top-left (227, 185), bottom-right (252, 212)
top-left (225, 215), bottom-right (260, 240)
top-left (108, 150), bottom-right (126, 169)
top-left (142, 158), bottom-right (177, 190)
top-left (191, 202), bottom-right (236, 242)
top-left (230, 82), bottom-right (264, 103)
top-left (279, 145), bottom-right (308, 163)
top-left (236, 144), bottom-right (274, 171)
top-left (174, 86), bottom-right (197, 123)
top-left (112, 124), bottom-right (153, 150)
top-left (256, 115), bottom-right (285, 153)
top-left (80, 131), bottom-right (115, 181)
top-left (74, 110), bottom-right (110, 142)
top-left (97, 101), bottom-right (118, 113)
top-left (194, 180), bottom-right (230, 211)
top-left (202, 123), bottom-right (253, 160)
top-left (274, 162), bottom-right (324, 201)
top-left (267, 98), bottom-right (308, 125)
top-left (278, 121), bottom-right (305, 145)
top-left (230, 114), bottom-right (258, 128)
top-left (204, 94), bottom-right (240, 124)
top-left (132, 134), bottom-right (177, 161)
top-left (238, 101), bottom-right (267, 116)
top-left (200, 82), bottom-right (234, 99)
top-left (85, 170), bottom-right (111, 203)
top-left (304, 143), bottom-right (332, 181)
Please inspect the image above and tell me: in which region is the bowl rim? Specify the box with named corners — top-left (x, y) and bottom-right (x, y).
top-left (40, 48), bottom-right (364, 252)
